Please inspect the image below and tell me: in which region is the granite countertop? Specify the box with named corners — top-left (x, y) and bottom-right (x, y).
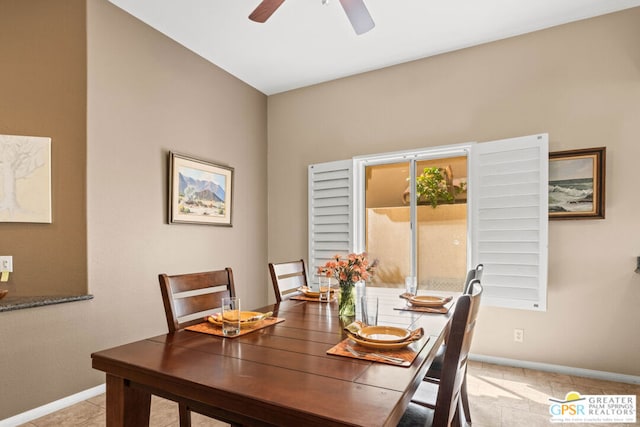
top-left (0, 294), bottom-right (93, 312)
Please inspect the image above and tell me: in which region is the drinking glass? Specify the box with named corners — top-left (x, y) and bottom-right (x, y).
top-left (319, 276), bottom-right (332, 302)
top-left (361, 296), bottom-right (378, 326)
top-left (405, 276), bottom-right (417, 296)
top-left (221, 296), bottom-right (241, 336)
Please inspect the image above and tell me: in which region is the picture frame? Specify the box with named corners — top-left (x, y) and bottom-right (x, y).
top-left (168, 152), bottom-right (233, 226)
top-left (0, 134), bottom-right (52, 223)
top-left (549, 147), bottom-right (605, 220)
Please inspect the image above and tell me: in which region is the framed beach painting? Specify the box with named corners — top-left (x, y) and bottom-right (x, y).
top-left (548, 147), bottom-right (605, 220)
top-left (168, 152), bottom-right (234, 226)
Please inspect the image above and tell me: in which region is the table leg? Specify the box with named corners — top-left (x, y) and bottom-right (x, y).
top-left (106, 374), bottom-right (151, 427)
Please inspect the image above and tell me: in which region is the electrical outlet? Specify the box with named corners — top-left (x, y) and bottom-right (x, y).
top-left (514, 328), bottom-right (524, 343)
top-left (0, 256), bottom-right (13, 272)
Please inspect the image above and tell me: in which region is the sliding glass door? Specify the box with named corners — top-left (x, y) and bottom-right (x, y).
top-left (364, 161), bottom-right (412, 287)
top-left (413, 156), bottom-right (468, 291)
top-left (362, 154), bottom-right (468, 291)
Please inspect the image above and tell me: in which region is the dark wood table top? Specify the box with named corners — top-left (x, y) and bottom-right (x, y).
top-left (92, 287), bottom-right (456, 427)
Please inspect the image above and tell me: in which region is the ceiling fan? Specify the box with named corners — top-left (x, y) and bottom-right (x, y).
top-left (249, 0), bottom-right (375, 35)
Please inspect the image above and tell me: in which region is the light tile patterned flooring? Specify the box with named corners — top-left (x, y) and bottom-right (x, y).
top-left (464, 361), bottom-right (638, 427)
top-left (18, 361), bottom-right (639, 427)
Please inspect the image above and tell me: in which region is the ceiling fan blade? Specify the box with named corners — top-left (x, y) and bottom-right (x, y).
top-left (338, 0), bottom-right (375, 35)
top-left (249, 0), bottom-right (285, 23)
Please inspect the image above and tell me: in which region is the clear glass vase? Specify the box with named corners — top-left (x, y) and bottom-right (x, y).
top-left (338, 281), bottom-right (356, 318)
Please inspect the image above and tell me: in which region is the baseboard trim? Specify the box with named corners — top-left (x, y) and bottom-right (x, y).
top-left (0, 383), bottom-right (105, 427)
top-left (470, 353), bottom-right (640, 385)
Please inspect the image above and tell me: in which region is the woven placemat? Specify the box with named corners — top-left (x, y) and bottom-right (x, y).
top-left (326, 335), bottom-right (428, 367)
top-left (186, 317), bottom-right (285, 338)
top-left (393, 304), bottom-right (451, 314)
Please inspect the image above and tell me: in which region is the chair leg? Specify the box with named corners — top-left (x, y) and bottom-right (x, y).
top-left (460, 376), bottom-right (471, 425)
top-left (178, 403), bottom-right (192, 427)
top-left (452, 395), bottom-right (467, 427)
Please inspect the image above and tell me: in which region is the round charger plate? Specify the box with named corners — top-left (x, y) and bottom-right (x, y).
top-left (408, 295), bottom-right (448, 307)
top-left (208, 311), bottom-right (265, 328)
top-left (298, 286), bottom-right (335, 298)
top-left (357, 326), bottom-right (410, 343)
top-left (298, 286), bottom-right (320, 298)
top-left (347, 332), bottom-right (413, 350)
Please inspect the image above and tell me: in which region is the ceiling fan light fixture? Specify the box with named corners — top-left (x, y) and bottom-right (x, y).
top-left (249, 0), bottom-right (375, 36)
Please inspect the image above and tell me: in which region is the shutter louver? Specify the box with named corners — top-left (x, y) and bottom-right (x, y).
top-left (471, 134), bottom-right (549, 311)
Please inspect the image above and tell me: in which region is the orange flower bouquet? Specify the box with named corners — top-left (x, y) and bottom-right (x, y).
top-left (317, 252), bottom-right (378, 317)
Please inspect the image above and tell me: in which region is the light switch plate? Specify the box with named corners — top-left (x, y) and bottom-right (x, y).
top-left (0, 256), bottom-right (13, 272)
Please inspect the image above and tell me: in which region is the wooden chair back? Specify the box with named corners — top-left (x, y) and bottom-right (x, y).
top-left (268, 259), bottom-right (308, 302)
top-left (462, 263), bottom-right (483, 294)
top-left (159, 268), bottom-right (236, 333)
top-left (433, 279), bottom-right (483, 426)
top-left (461, 268), bottom-right (476, 294)
top-left (474, 263), bottom-right (484, 282)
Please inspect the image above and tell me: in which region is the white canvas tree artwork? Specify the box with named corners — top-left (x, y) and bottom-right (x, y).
top-left (0, 134), bottom-right (52, 223)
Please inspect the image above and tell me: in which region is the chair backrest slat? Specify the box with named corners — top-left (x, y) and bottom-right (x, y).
top-left (172, 290), bottom-right (232, 319)
top-left (269, 259), bottom-right (307, 302)
top-left (159, 268), bottom-right (236, 333)
top-left (167, 270), bottom-right (234, 293)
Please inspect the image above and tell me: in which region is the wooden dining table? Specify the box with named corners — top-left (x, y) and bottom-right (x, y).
top-left (91, 287), bottom-right (456, 427)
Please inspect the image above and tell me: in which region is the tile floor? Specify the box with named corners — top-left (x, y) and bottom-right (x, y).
top-left (17, 361), bottom-right (639, 427)
top-left (464, 361), bottom-right (638, 427)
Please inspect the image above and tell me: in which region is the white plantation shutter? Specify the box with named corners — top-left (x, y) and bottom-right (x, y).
top-left (470, 134), bottom-right (549, 311)
top-left (308, 134), bottom-right (549, 312)
top-left (308, 160), bottom-right (354, 277)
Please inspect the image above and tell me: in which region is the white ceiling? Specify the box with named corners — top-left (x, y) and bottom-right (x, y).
top-left (108, 0), bottom-right (640, 95)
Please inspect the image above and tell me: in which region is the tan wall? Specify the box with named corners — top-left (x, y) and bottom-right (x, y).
top-left (0, 0), bottom-right (87, 296)
top-left (268, 8), bottom-right (640, 376)
top-left (0, 0), bottom-right (267, 419)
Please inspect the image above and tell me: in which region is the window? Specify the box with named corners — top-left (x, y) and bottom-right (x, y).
top-left (308, 134), bottom-right (548, 310)
top-left (356, 146), bottom-right (470, 291)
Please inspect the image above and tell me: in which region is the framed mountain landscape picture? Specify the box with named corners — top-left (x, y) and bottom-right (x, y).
top-left (169, 152), bottom-right (234, 226)
top-left (549, 147), bottom-right (605, 220)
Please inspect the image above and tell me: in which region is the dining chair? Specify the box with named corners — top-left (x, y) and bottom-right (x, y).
top-left (398, 279), bottom-right (483, 427)
top-left (422, 264), bottom-right (483, 425)
top-left (158, 268), bottom-right (241, 427)
top-left (159, 267), bottom-right (236, 332)
top-left (268, 259), bottom-right (308, 302)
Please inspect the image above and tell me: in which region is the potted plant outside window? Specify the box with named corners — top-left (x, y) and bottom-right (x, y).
top-left (403, 166), bottom-right (466, 208)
